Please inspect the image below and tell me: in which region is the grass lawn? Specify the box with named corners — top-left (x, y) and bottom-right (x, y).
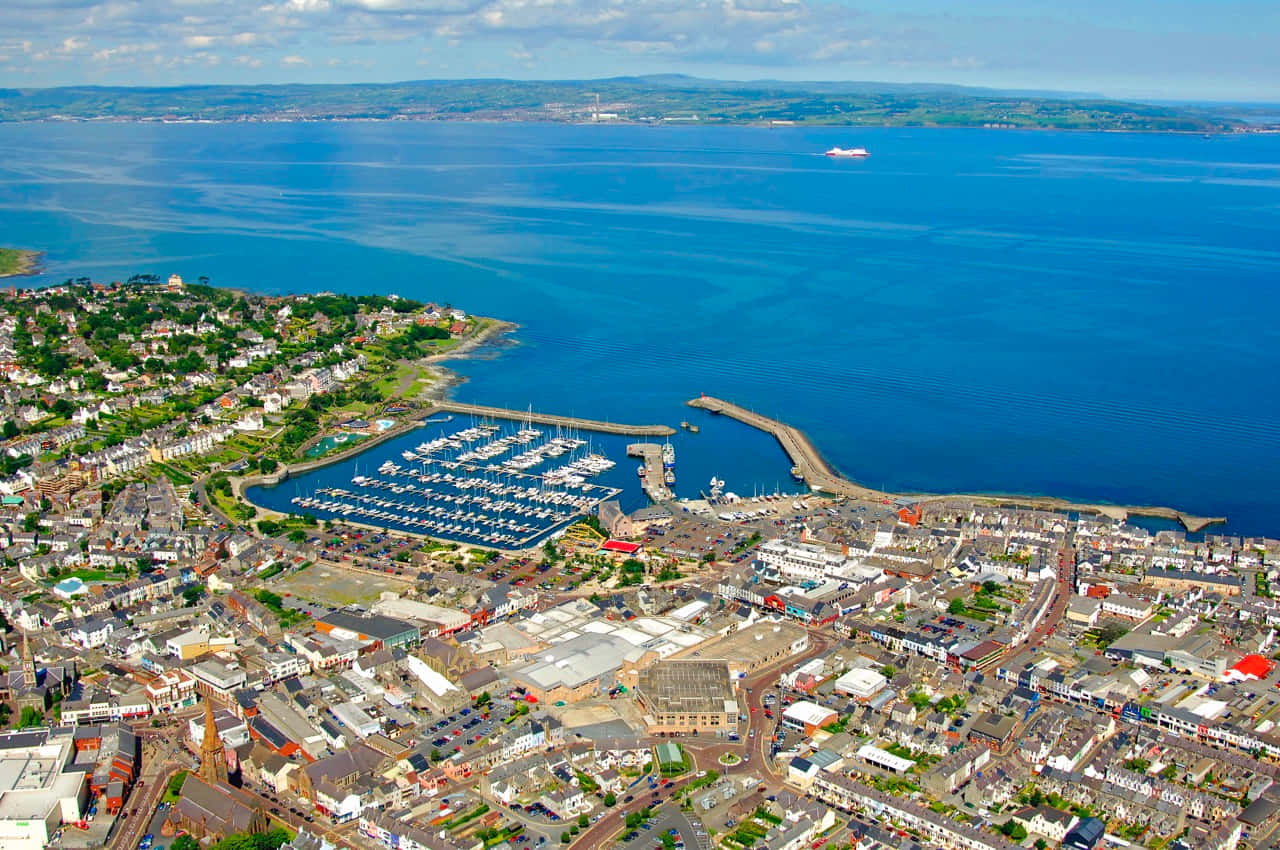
top-left (51, 568), bottom-right (123, 584)
top-left (154, 463), bottom-right (194, 486)
top-left (161, 770), bottom-right (188, 804)
top-left (0, 248), bottom-right (38, 277)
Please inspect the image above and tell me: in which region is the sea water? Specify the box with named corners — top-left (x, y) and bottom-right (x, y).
top-left (1, 121), bottom-right (1277, 533)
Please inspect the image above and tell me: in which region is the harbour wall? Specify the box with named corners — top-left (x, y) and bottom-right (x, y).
top-left (433, 401), bottom-right (675, 437)
top-left (687, 395), bottom-right (1225, 533)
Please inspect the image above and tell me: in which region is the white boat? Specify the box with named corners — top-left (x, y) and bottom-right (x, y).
top-left (825, 147), bottom-right (869, 158)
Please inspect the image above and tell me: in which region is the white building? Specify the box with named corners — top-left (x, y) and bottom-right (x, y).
top-left (1101, 593), bottom-right (1154, 620)
top-left (758, 539), bottom-right (855, 582)
top-left (188, 708), bottom-right (251, 749)
top-left (330, 703), bottom-right (381, 739)
top-left (856, 744), bottom-right (915, 774)
top-left (832, 668), bottom-right (888, 701)
top-left (781, 701), bottom-right (838, 734)
top-left (0, 732), bottom-right (89, 850)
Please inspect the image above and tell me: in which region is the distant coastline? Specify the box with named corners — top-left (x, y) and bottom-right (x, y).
top-left (0, 76), bottom-right (1256, 133)
top-left (6, 117), bottom-right (1266, 137)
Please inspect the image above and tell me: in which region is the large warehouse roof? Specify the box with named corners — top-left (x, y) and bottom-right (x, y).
top-left (782, 700), bottom-right (837, 728)
top-left (511, 633), bottom-right (634, 691)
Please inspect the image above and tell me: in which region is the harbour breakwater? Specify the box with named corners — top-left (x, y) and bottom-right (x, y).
top-left (687, 395), bottom-right (1225, 533)
top-left (432, 401), bottom-right (675, 437)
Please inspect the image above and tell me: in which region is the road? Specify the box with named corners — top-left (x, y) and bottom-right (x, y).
top-left (743, 633), bottom-right (833, 778)
top-left (108, 762), bottom-right (182, 850)
top-left (240, 783), bottom-right (361, 850)
top-left (997, 538), bottom-right (1074, 664)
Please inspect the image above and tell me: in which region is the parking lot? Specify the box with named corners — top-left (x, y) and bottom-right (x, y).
top-left (614, 801), bottom-right (708, 850)
top-left (274, 559), bottom-right (411, 607)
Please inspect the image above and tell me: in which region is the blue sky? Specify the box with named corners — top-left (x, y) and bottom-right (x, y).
top-left (1, 0), bottom-right (1277, 100)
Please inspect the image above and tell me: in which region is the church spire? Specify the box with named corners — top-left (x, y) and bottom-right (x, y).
top-left (20, 629), bottom-right (36, 689)
top-left (198, 697), bottom-right (228, 786)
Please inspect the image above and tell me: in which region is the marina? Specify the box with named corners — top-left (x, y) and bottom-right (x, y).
top-left (285, 418), bottom-right (622, 550)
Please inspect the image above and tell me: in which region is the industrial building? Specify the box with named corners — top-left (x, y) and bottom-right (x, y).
top-left (507, 633), bottom-right (635, 704)
top-left (782, 701), bottom-right (838, 735)
top-left (314, 611), bottom-right (421, 650)
top-left (832, 668), bottom-right (888, 701)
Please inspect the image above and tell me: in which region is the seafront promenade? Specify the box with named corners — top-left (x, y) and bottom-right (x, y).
top-left (687, 395), bottom-right (1225, 532)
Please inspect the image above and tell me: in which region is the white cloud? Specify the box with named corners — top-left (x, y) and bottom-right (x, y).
top-left (92, 42), bottom-right (157, 62)
top-left (281, 54), bottom-right (310, 66)
top-left (3, 0), bottom-right (1277, 98)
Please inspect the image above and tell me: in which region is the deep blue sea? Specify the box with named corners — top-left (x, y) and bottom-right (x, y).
top-left (1, 122), bottom-right (1278, 534)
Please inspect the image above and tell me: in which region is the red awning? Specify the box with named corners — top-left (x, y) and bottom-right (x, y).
top-left (601, 540), bottom-right (641, 554)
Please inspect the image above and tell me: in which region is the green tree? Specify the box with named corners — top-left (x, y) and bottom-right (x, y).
top-left (578, 813), bottom-right (589, 829)
top-left (948, 597), bottom-right (966, 615)
top-left (1, 419), bottom-right (17, 439)
top-left (182, 585), bottom-right (206, 606)
top-left (16, 706), bottom-right (43, 728)
top-left (560, 832), bottom-right (571, 844)
top-left (604, 792), bottom-right (616, 807)
top-left (999, 820), bottom-right (1028, 841)
top-left (168, 770), bottom-right (188, 798)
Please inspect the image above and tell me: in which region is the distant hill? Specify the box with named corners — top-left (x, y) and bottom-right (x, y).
top-left (0, 76), bottom-right (1249, 132)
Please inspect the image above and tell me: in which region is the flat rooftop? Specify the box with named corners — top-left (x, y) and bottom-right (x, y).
top-left (686, 620), bottom-right (807, 668)
top-left (638, 660), bottom-right (737, 716)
